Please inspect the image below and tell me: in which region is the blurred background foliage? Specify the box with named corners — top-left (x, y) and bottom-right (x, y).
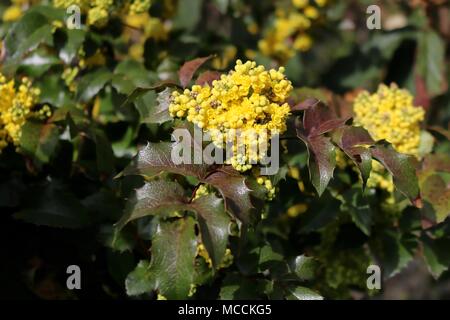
top-left (0, 0), bottom-right (449, 300)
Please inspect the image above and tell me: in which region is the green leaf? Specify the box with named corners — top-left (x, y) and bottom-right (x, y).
top-left (300, 193), bottom-right (340, 233)
top-left (37, 74), bottom-right (72, 106)
top-left (76, 68), bottom-right (112, 102)
top-left (416, 30), bottom-right (446, 96)
top-left (18, 49), bottom-right (60, 77)
top-left (28, 5), bottom-right (66, 21)
top-left (371, 141), bottom-right (420, 205)
top-left (120, 81), bottom-right (180, 108)
top-left (372, 229), bottom-right (417, 278)
top-left (92, 129), bottom-right (115, 175)
top-left (149, 217), bottom-right (197, 299)
top-left (99, 225), bottom-right (135, 253)
top-left (290, 255), bottom-right (317, 281)
top-left (219, 274), bottom-right (266, 299)
top-left (116, 180), bottom-right (188, 230)
top-left (286, 286), bottom-right (323, 300)
top-left (14, 181), bottom-right (90, 228)
top-left (343, 188), bottom-right (372, 236)
top-left (192, 194), bottom-right (230, 269)
top-left (4, 10), bottom-right (53, 61)
top-left (422, 235), bottom-right (450, 279)
top-left (59, 29), bottom-right (86, 63)
top-left (173, 0), bottom-right (203, 30)
top-left (125, 260), bottom-right (154, 296)
top-left (19, 121), bottom-right (59, 165)
top-left (111, 74), bottom-right (136, 96)
top-left (257, 244), bottom-right (285, 274)
top-left (135, 87), bottom-right (172, 124)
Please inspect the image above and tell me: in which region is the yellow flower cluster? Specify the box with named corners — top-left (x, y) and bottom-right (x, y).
top-left (256, 176), bottom-right (276, 200)
top-left (53, 0), bottom-right (89, 11)
top-left (129, 0), bottom-right (151, 15)
top-left (53, 0), bottom-right (151, 26)
top-left (353, 83), bottom-right (425, 192)
top-left (169, 60), bottom-right (292, 172)
top-left (0, 74), bottom-right (50, 153)
top-left (193, 184), bottom-right (210, 200)
top-left (259, 0), bottom-right (328, 62)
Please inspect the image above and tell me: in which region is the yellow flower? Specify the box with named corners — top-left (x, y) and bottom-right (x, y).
top-left (2, 5), bottom-right (22, 22)
top-left (197, 243), bottom-right (233, 269)
top-left (353, 83), bottom-right (425, 191)
top-left (287, 203), bottom-right (308, 217)
top-left (304, 6), bottom-right (319, 19)
top-left (293, 33), bottom-right (313, 51)
top-left (259, 1), bottom-right (328, 62)
top-left (0, 73), bottom-right (50, 153)
top-left (257, 176), bottom-right (276, 200)
top-left (315, 0), bottom-right (327, 7)
top-left (53, 0), bottom-right (90, 11)
top-left (169, 60), bottom-right (292, 172)
top-left (292, 0), bottom-right (309, 9)
top-left (193, 184), bottom-right (210, 200)
top-left (129, 0), bottom-right (151, 15)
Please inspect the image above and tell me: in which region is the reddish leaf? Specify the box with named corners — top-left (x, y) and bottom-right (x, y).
top-left (116, 180), bottom-right (189, 229)
top-left (295, 104), bottom-right (344, 196)
top-left (340, 126), bottom-right (374, 149)
top-left (297, 133), bottom-right (336, 197)
top-left (196, 70), bottom-right (221, 86)
top-left (205, 170), bottom-right (254, 223)
top-left (421, 174), bottom-right (450, 223)
top-left (414, 75), bottom-right (431, 110)
top-left (332, 126), bottom-right (374, 187)
top-left (120, 141), bottom-right (211, 179)
top-left (301, 102), bottom-right (349, 137)
top-left (290, 98), bottom-right (320, 113)
top-left (179, 56), bottom-right (213, 88)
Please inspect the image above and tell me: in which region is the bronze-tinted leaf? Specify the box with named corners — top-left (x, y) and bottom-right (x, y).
top-left (179, 56), bottom-right (213, 88)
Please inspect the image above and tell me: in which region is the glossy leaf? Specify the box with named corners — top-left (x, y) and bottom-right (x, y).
top-left (371, 141), bottom-right (420, 204)
top-left (121, 141), bottom-right (211, 179)
top-left (116, 180), bottom-right (188, 230)
top-left (192, 194), bottom-right (230, 268)
top-left (149, 217), bottom-right (197, 299)
top-left (205, 169), bottom-right (255, 223)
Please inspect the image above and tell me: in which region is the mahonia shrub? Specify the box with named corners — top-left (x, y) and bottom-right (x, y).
top-left (0, 0), bottom-right (449, 300)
